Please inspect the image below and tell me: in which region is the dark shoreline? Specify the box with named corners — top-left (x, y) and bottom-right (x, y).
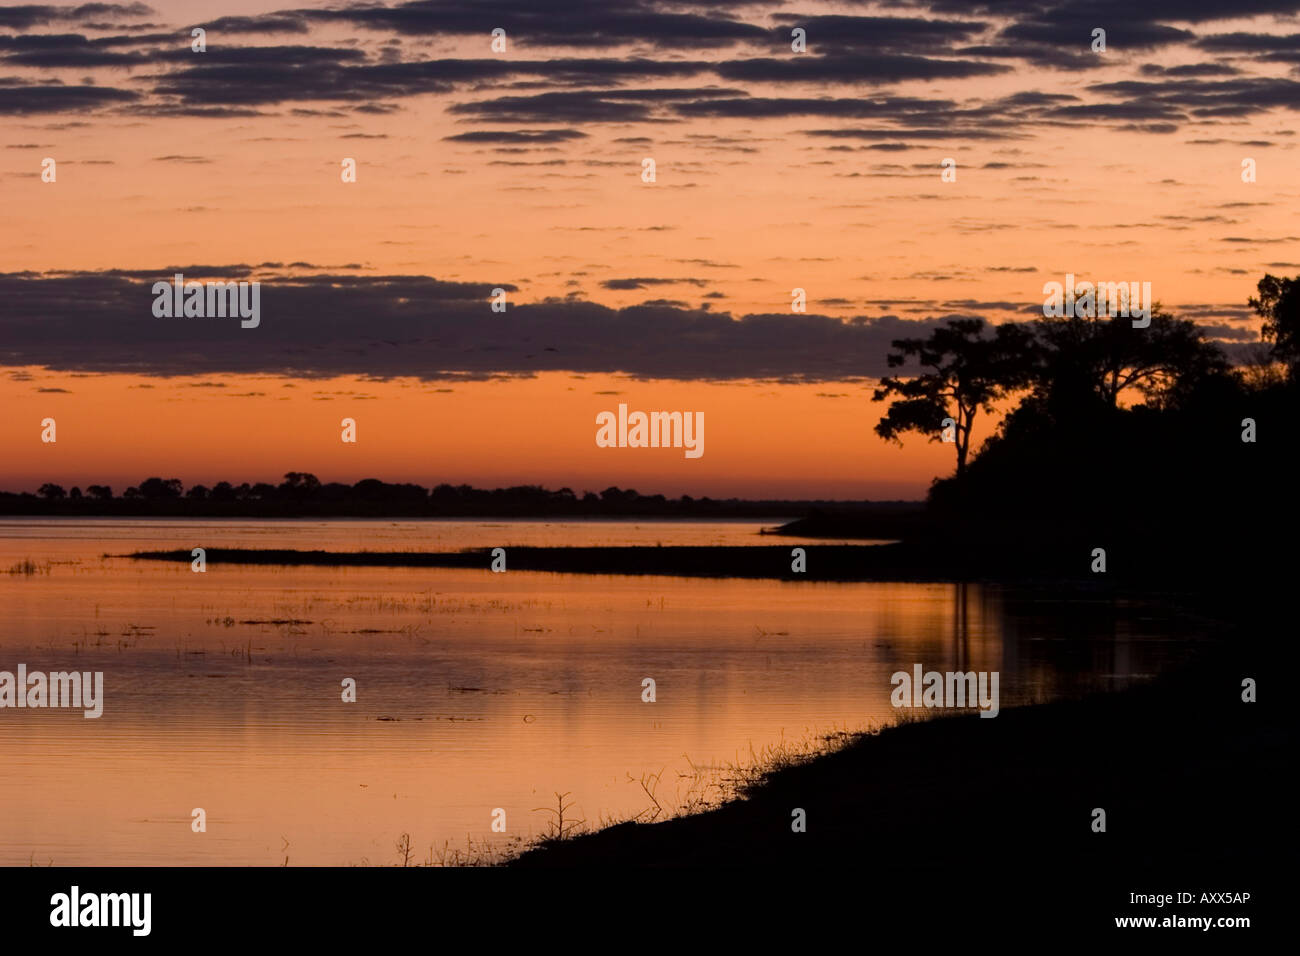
top-left (509, 653), bottom-right (1286, 874)
top-left (120, 531), bottom-right (1233, 587)
top-left (122, 544), bottom-right (952, 582)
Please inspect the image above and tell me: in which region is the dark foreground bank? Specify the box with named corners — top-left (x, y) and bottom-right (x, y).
top-left (509, 650), bottom-right (1289, 878)
top-left (124, 524), bottom-right (1261, 586)
top-left (125, 543), bottom-right (948, 581)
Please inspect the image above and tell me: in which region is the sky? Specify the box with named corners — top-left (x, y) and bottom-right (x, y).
top-left (2, 0), bottom-right (1298, 498)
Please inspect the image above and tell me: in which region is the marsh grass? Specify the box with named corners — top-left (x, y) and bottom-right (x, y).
top-left (363, 717), bottom-right (905, 868)
top-left (428, 835), bottom-right (523, 867)
top-left (499, 718), bottom-right (901, 865)
top-left (531, 791), bottom-right (586, 842)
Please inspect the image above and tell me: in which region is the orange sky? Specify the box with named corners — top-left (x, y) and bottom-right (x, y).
top-left (2, 1), bottom-right (1295, 497)
top-left (1, 368), bottom-right (955, 498)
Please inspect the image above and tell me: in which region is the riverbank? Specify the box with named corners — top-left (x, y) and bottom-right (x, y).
top-left (508, 652), bottom-right (1286, 876)
top-left (124, 544), bottom-right (949, 581)
top-left (123, 526), bottom-right (1256, 586)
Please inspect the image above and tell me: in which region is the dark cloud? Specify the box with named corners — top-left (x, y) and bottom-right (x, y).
top-left (2, 0), bottom-right (1300, 138)
top-left (0, 270), bottom-right (963, 382)
top-left (1195, 31), bottom-right (1300, 54)
top-left (297, 0), bottom-right (771, 48)
top-left (0, 3), bottom-right (151, 30)
top-left (601, 277), bottom-right (709, 289)
top-left (201, 14), bottom-right (311, 36)
top-left (1141, 63), bottom-right (1240, 77)
top-left (923, 0), bottom-right (1300, 24)
top-left (443, 128), bottom-right (587, 143)
top-left (0, 33), bottom-right (155, 67)
top-left (1085, 76), bottom-right (1300, 122)
top-left (714, 53), bottom-right (1008, 84)
top-left (998, 16), bottom-right (1192, 50)
top-left (766, 14), bottom-right (990, 53)
top-left (150, 55), bottom-right (718, 109)
top-left (0, 81), bottom-right (138, 114)
top-left (4, 0), bottom-right (1299, 142)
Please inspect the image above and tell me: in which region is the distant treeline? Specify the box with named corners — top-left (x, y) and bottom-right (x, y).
top-left (0, 473), bottom-right (921, 521)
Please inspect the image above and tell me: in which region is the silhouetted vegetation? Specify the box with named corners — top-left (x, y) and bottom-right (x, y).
top-left (870, 276), bottom-right (1300, 575)
top-left (873, 317), bottom-right (1036, 478)
top-left (127, 544), bottom-right (952, 580)
top-left (0, 472), bottom-right (917, 520)
top-left (511, 648), bottom-right (1284, 889)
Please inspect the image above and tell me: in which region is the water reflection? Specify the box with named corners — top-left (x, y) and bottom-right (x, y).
top-left (0, 520), bottom-right (1206, 864)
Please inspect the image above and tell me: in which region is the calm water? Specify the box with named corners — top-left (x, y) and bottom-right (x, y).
top-left (0, 518), bottom-right (1210, 865)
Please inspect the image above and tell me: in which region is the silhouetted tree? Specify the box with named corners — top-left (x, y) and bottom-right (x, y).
top-left (280, 472), bottom-right (321, 497)
top-left (1033, 310), bottom-right (1228, 413)
top-left (873, 318), bottom-right (1037, 478)
top-left (86, 485), bottom-right (113, 500)
top-left (186, 485), bottom-right (210, 500)
top-left (928, 301), bottom-right (1245, 529)
top-left (1249, 273), bottom-right (1300, 375)
top-left (352, 478), bottom-right (387, 500)
top-left (138, 477), bottom-right (183, 499)
top-left (1235, 343), bottom-right (1288, 391)
top-left (37, 483), bottom-right (66, 499)
top-left (69, 487), bottom-right (82, 500)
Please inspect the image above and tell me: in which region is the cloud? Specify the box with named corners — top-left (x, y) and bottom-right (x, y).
top-left (443, 129), bottom-right (588, 143)
top-left (0, 3), bottom-right (152, 30)
top-left (0, 81), bottom-right (139, 114)
top-left (600, 277), bottom-right (709, 289)
top-left (201, 14), bottom-right (311, 36)
top-left (768, 14), bottom-right (990, 54)
top-left (1, 0), bottom-right (1294, 140)
top-left (297, 0), bottom-right (771, 48)
top-left (0, 269), bottom-right (970, 382)
top-left (0, 33), bottom-right (156, 68)
top-left (1195, 31), bottom-right (1300, 56)
top-left (713, 53), bottom-right (1008, 84)
top-left (1086, 76), bottom-right (1300, 121)
top-left (927, 0), bottom-right (1300, 24)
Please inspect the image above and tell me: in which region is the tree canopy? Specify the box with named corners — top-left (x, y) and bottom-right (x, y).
top-left (872, 318), bottom-right (1037, 477)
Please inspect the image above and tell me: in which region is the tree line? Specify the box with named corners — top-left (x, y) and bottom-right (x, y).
top-left (872, 273), bottom-right (1300, 536)
top-left (1, 473), bottom-right (914, 519)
